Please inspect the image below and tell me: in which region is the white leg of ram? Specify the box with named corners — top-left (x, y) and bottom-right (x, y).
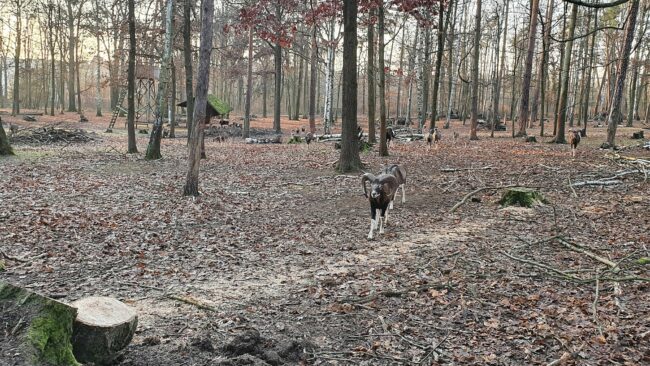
top-left (382, 209), bottom-right (389, 229)
top-left (368, 219), bottom-right (376, 239)
top-left (401, 184), bottom-right (406, 203)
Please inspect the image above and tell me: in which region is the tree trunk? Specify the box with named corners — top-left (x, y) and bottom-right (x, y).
top-left (581, 9), bottom-right (597, 136)
top-left (96, 33), bottom-right (103, 117)
top-left (67, 0), bottom-right (76, 112)
top-left (127, 0), bottom-right (137, 153)
top-left (418, 28), bottom-right (431, 132)
top-left (378, 5), bottom-right (388, 156)
top-left (607, 0), bottom-right (639, 145)
top-left (338, 0), bottom-right (362, 172)
top-left (515, 0), bottom-right (540, 137)
top-left (470, 0), bottom-right (481, 140)
top-left (170, 61), bottom-right (176, 138)
top-left (309, 25), bottom-right (317, 133)
top-left (538, 0), bottom-right (554, 137)
top-left (430, 2), bottom-right (450, 130)
top-left (11, 5), bottom-right (21, 116)
top-left (367, 9), bottom-right (376, 143)
top-left (323, 18), bottom-right (336, 134)
top-left (184, 0), bottom-right (194, 142)
top-left (395, 17), bottom-right (406, 119)
top-left (406, 26), bottom-right (419, 125)
top-left (244, 26), bottom-right (253, 138)
top-left (554, 4), bottom-right (578, 144)
top-left (184, 0), bottom-right (214, 196)
top-left (145, 0), bottom-right (174, 160)
top-left (293, 41), bottom-right (303, 120)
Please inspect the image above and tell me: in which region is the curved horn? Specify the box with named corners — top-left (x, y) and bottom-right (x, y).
top-left (361, 173), bottom-right (375, 198)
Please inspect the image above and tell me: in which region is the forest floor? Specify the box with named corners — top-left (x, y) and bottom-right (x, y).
top-left (1, 110), bottom-right (649, 365)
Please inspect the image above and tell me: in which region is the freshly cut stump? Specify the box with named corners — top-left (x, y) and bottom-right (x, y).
top-left (499, 187), bottom-right (547, 208)
top-left (71, 297), bottom-right (137, 365)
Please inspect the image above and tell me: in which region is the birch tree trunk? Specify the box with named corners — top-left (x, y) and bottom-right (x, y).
top-left (145, 0), bottom-right (174, 160)
top-left (309, 24), bottom-right (317, 133)
top-left (184, 0), bottom-right (214, 196)
top-left (323, 18), bottom-right (336, 134)
top-left (244, 26), bottom-right (253, 138)
top-left (378, 5), bottom-right (388, 156)
top-left (470, 0), bottom-right (482, 140)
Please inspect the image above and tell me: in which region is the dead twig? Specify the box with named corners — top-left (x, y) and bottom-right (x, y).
top-left (556, 237), bottom-right (618, 269)
top-left (439, 165), bottom-right (493, 172)
top-left (168, 294), bottom-right (218, 312)
top-left (500, 251), bottom-right (582, 282)
top-left (0, 250), bottom-right (29, 263)
top-left (342, 283), bottom-right (453, 304)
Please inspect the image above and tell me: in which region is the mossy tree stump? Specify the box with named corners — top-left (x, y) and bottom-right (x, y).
top-left (499, 187), bottom-right (547, 208)
top-left (71, 297), bottom-right (138, 365)
top-left (0, 281), bottom-right (80, 366)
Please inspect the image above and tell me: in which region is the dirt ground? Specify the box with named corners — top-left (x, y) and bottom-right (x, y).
top-left (1, 110), bottom-right (649, 365)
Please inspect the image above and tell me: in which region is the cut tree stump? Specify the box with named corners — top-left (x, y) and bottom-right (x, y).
top-left (0, 281), bottom-right (80, 366)
top-left (499, 187), bottom-right (548, 208)
top-left (70, 296), bottom-right (137, 365)
top-left (631, 131), bottom-right (644, 139)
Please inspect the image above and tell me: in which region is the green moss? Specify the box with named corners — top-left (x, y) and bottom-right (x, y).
top-left (207, 94), bottom-right (232, 116)
top-left (27, 303), bottom-right (80, 366)
top-left (499, 187), bottom-right (548, 208)
top-left (0, 260), bottom-right (5, 271)
top-left (637, 257), bottom-right (650, 265)
top-left (287, 136), bottom-right (302, 144)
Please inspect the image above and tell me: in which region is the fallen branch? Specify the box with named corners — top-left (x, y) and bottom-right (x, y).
top-left (440, 165), bottom-right (493, 173)
top-left (500, 251), bottom-right (582, 282)
top-left (167, 294), bottom-right (218, 312)
top-left (571, 180), bottom-right (622, 187)
top-left (556, 237), bottom-right (618, 269)
top-left (449, 184), bottom-right (520, 213)
top-left (0, 250), bottom-right (28, 263)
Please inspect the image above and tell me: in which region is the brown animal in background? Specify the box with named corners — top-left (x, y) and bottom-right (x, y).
top-left (426, 128), bottom-right (441, 149)
top-left (568, 129), bottom-right (581, 157)
top-left (9, 123), bottom-right (19, 136)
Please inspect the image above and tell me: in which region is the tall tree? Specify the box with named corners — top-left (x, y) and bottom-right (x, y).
top-left (469, 0), bottom-right (482, 140)
top-left (378, 4), bottom-right (388, 156)
top-left (367, 8), bottom-right (376, 143)
top-left (126, 0), bottom-right (137, 153)
top-left (607, 0), bottom-right (640, 146)
top-left (429, 0), bottom-right (450, 130)
top-left (244, 26), bottom-right (253, 138)
top-left (338, 0), bottom-right (362, 172)
top-left (184, 0), bottom-right (215, 196)
top-left (553, 4), bottom-right (578, 144)
top-left (515, 0), bottom-right (540, 137)
top-left (184, 0), bottom-right (194, 142)
top-left (309, 22), bottom-right (317, 133)
top-left (145, 0), bottom-right (175, 160)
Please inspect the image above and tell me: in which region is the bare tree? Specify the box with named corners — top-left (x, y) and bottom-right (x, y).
top-left (470, 0), bottom-right (482, 140)
top-left (126, 0), bottom-right (137, 153)
top-left (184, 0), bottom-right (214, 196)
top-left (0, 118), bottom-right (13, 156)
top-left (515, 0), bottom-right (540, 137)
top-left (338, 0), bottom-right (362, 172)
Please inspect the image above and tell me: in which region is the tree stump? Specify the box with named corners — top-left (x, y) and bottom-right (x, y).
top-left (0, 281), bottom-right (79, 366)
top-left (631, 131), bottom-right (644, 139)
top-left (499, 187), bottom-right (547, 208)
top-left (70, 296), bottom-right (138, 365)
top-left (524, 136), bottom-right (537, 143)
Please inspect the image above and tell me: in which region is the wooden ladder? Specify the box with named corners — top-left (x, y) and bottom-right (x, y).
top-left (106, 88), bottom-right (128, 132)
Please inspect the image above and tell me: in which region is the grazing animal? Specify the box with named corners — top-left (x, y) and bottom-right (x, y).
top-left (9, 123), bottom-right (18, 136)
top-left (453, 131), bottom-right (459, 140)
top-left (380, 164), bottom-right (407, 207)
top-left (361, 173), bottom-right (399, 239)
top-left (357, 126), bottom-right (364, 140)
top-left (568, 129), bottom-right (581, 157)
top-left (426, 128), bottom-right (441, 148)
top-left (386, 127), bottom-right (396, 147)
top-left (305, 132), bottom-right (314, 146)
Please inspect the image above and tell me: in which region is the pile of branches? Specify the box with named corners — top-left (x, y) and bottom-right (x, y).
top-left (10, 125), bottom-right (97, 145)
top-left (204, 124), bottom-right (242, 139)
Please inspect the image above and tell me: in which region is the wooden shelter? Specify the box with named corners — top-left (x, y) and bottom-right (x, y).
top-left (178, 94), bottom-right (232, 123)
